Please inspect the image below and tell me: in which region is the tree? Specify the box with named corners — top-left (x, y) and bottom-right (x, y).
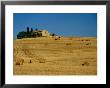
top-left (27, 27), bottom-right (29, 33)
top-left (17, 31), bottom-right (27, 39)
top-left (31, 28), bottom-right (33, 33)
top-left (50, 33), bottom-right (56, 36)
top-left (32, 33), bottom-right (36, 37)
top-left (35, 28), bottom-right (38, 31)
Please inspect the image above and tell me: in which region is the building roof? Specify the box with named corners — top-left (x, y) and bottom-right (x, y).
top-left (33, 30), bottom-right (48, 32)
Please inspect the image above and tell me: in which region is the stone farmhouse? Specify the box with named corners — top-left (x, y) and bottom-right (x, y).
top-left (33, 30), bottom-right (50, 37)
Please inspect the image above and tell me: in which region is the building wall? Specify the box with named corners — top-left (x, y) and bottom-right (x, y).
top-left (42, 30), bottom-right (50, 37)
top-left (33, 30), bottom-right (50, 37)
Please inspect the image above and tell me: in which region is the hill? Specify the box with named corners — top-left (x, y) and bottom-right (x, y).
top-left (14, 37), bottom-right (97, 75)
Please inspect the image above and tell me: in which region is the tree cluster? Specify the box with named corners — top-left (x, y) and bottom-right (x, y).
top-left (17, 27), bottom-right (38, 39)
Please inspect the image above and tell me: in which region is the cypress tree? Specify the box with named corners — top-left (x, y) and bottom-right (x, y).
top-left (27, 27), bottom-right (29, 33)
top-left (31, 28), bottom-right (33, 33)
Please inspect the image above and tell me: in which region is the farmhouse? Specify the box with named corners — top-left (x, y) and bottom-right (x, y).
top-left (33, 30), bottom-right (50, 37)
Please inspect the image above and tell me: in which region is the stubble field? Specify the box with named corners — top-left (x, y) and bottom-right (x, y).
top-left (13, 37), bottom-right (97, 75)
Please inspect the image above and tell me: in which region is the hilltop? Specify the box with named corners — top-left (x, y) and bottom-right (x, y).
top-left (17, 27), bottom-right (57, 39)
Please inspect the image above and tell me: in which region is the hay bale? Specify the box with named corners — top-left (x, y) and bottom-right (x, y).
top-left (66, 43), bottom-right (72, 45)
top-left (81, 40), bottom-right (84, 41)
top-left (86, 43), bottom-right (91, 45)
top-left (85, 39), bottom-right (90, 41)
top-left (55, 38), bottom-right (58, 40)
top-left (15, 59), bottom-right (24, 65)
top-left (54, 36), bottom-right (61, 40)
top-left (15, 62), bottom-right (20, 65)
top-left (38, 58), bottom-right (46, 63)
top-left (86, 43), bottom-right (89, 45)
top-left (29, 59), bottom-right (32, 63)
top-left (55, 38), bottom-right (60, 40)
top-left (82, 64), bottom-right (84, 66)
top-left (82, 61), bottom-right (90, 66)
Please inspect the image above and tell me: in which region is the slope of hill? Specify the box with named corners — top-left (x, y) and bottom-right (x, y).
top-left (14, 37), bottom-right (97, 75)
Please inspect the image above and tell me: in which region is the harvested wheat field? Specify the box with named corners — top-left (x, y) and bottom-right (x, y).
top-left (13, 37), bottom-right (97, 75)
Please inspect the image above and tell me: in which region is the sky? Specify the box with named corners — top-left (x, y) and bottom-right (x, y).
top-left (14, 13), bottom-right (97, 38)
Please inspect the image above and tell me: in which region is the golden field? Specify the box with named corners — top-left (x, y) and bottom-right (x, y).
top-left (13, 37), bottom-right (97, 75)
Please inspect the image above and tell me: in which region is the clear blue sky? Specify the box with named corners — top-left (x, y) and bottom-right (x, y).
top-left (14, 13), bottom-right (97, 38)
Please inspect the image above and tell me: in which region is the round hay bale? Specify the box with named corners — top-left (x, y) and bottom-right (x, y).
top-left (29, 59), bottom-right (32, 63)
top-left (15, 62), bottom-right (20, 65)
top-left (38, 58), bottom-right (46, 63)
top-left (66, 43), bottom-right (72, 45)
top-left (15, 58), bottom-right (24, 65)
top-left (82, 61), bottom-right (90, 66)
